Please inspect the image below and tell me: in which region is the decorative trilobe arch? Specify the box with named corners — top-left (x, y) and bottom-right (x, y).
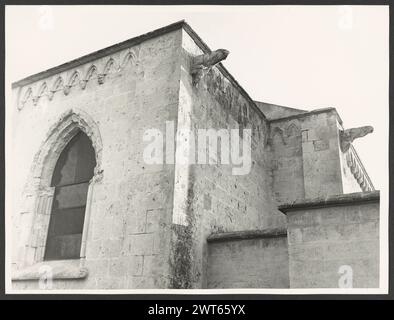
top-left (48, 76), bottom-right (65, 101)
top-left (120, 50), bottom-right (138, 69)
top-left (18, 87), bottom-right (33, 110)
top-left (64, 70), bottom-right (82, 95)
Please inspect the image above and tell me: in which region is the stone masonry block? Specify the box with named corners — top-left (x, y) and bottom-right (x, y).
top-left (85, 259), bottom-right (109, 278)
top-left (301, 141), bottom-right (314, 153)
top-left (313, 139), bottom-right (330, 151)
top-left (142, 255), bottom-right (156, 276)
top-left (128, 255), bottom-right (144, 276)
top-left (306, 129), bottom-right (318, 141)
top-left (359, 221), bottom-right (379, 237)
top-left (290, 244), bottom-right (324, 261)
top-left (86, 239), bottom-right (105, 259)
top-left (287, 228), bottom-right (303, 244)
top-left (101, 239), bottom-right (123, 258)
top-left (90, 217), bottom-right (111, 241)
top-left (129, 234), bottom-right (155, 255)
top-left (110, 216), bottom-right (127, 239)
top-left (319, 209), bottom-right (345, 226)
top-left (287, 211), bottom-right (321, 227)
top-left (146, 209), bottom-right (163, 233)
top-left (301, 130), bottom-right (309, 142)
top-left (109, 258), bottom-right (128, 275)
top-left (128, 276), bottom-right (155, 289)
top-left (301, 225), bottom-right (328, 243)
top-left (126, 210), bottom-right (147, 235)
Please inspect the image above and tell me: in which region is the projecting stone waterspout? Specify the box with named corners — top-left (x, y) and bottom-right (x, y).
top-left (340, 125), bottom-right (374, 152)
top-left (191, 49), bottom-right (229, 86)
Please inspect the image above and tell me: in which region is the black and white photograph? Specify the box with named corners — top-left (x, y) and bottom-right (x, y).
top-left (4, 5), bottom-right (389, 294)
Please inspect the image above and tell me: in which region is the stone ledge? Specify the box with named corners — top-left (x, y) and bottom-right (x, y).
top-left (269, 107), bottom-right (343, 125)
top-left (12, 260), bottom-right (88, 281)
top-left (207, 227), bottom-right (287, 243)
top-left (278, 191), bottom-right (380, 214)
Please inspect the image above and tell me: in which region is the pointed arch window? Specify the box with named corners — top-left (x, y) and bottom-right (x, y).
top-left (44, 130), bottom-right (96, 260)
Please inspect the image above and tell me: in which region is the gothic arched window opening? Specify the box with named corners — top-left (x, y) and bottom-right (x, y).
top-left (44, 130), bottom-right (96, 260)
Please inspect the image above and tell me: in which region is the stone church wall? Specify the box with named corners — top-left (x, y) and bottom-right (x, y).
top-left (269, 118), bottom-right (305, 204)
top-left (168, 28), bottom-right (287, 288)
top-left (269, 108), bottom-right (366, 204)
top-left (11, 29), bottom-right (183, 289)
top-left (9, 21), bottom-right (379, 291)
top-left (281, 191), bottom-right (379, 288)
top-left (206, 229), bottom-right (289, 289)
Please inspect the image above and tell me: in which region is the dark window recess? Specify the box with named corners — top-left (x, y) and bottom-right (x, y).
top-left (44, 131), bottom-right (96, 261)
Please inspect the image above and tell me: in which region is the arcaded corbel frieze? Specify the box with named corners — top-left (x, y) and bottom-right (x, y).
top-left (47, 76), bottom-right (64, 101)
top-left (63, 85), bottom-right (71, 96)
top-left (97, 58), bottom-right (116, 85)
top-left (340, 126), bottom-right (373, 152)
top-left (18, 87), bottom-right (33, 110)
top-left (31, 82), bottom-right (49, 106)
top-left (340, 126), bottom-right (375, 191)
top-left (32, 96), bottom-right (39, 106)
top-left (345, 146), bottom-right (374, 192)
top-left (103, 57), bottom-right (116, 74)
top-left (120, 50), bottom-right (137, 70)
top-left (191, 49), bottom-right (229, 86)
top-left (16, 48), bottom-right (140, 109)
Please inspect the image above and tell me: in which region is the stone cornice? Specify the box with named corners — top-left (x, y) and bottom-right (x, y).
top-left (269, 107), bottom-right (344, 126)
top-left (207, 227), bottom-right (287, 243)
top-left (278, 190), bottom-right (380, 214)
top-left (12, 20), bottom-right (268, 122)
top-left (12, 20), bottom-right (186, 89)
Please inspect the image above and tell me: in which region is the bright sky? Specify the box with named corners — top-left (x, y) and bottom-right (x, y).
top-left (5, 5), bottom-right (389, 190)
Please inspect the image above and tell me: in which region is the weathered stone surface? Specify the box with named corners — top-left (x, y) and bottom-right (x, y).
top-left (166, 27), bottom-right (287, 289)
top-left (9, 21), bottom-right (379, 291)
top-left (285, 193), bottom-right (379, 288)
top-left (10, 27), bottom-right (182, 290)
top-left (12, 260), bottom-right (88, 281)
top-left (207, 234), bottom-right (289, 288)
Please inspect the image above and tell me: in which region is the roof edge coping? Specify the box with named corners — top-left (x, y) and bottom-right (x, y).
top-left (278, 191), bottom-right (380, 214)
